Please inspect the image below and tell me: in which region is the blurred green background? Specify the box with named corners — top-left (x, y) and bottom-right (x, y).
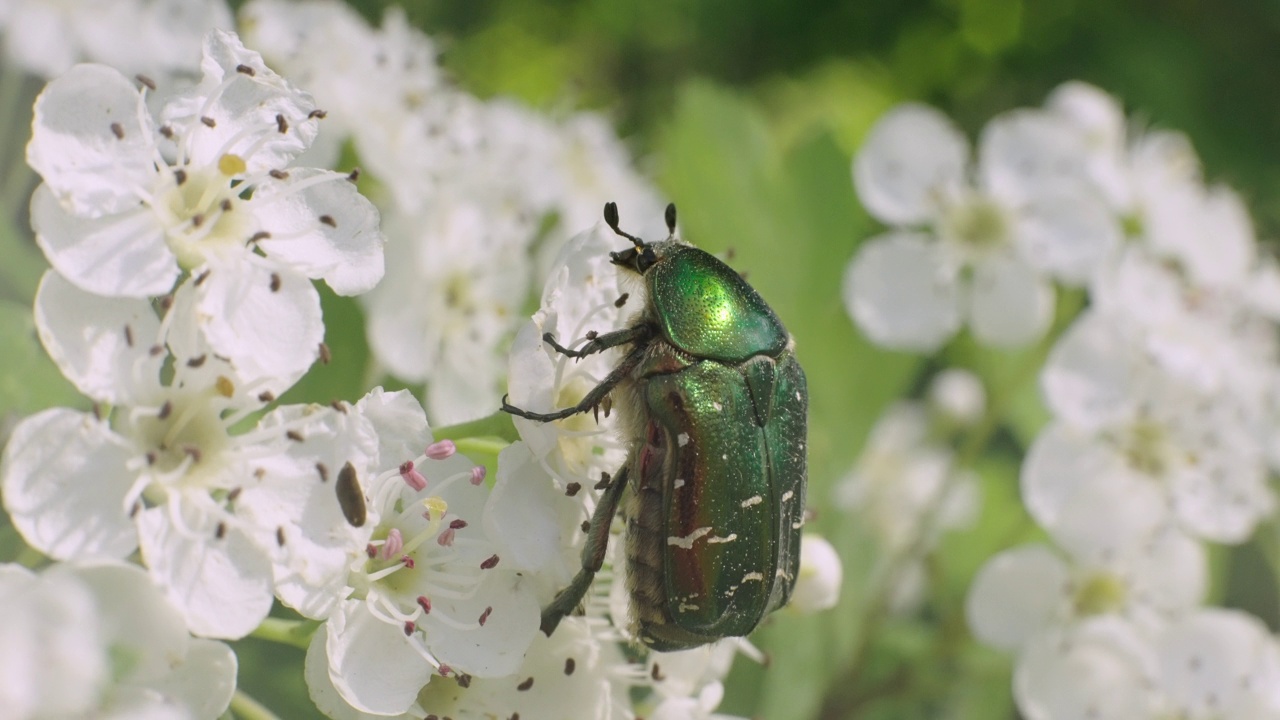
top-left (4, 0), bottom-right (1280, 717)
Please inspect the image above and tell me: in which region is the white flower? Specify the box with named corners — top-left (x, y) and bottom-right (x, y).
top-left (304, 395), bottom-right (543, 716)
top-left (0, 0), bottom-right (232, 80)
top-left (787, 534), bottom-right (842, 614)
top-left (1032, 310), bottom-right (1275, 543)
top-left (846, 103), bottom-right (1120, 350)
top-left (26, 29), bottom-right (384, 385)
top-left (363, 195), bottom-right (532, 425)
top-left (927, 367), bottom-right (986, 426)
top-left (1, 272), bottom-right (378, 638)
top-left (0, 559), bottom-right (237, 720)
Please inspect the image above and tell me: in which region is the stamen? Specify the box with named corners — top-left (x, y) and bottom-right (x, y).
top-left (425, 440), bottom-right (456, 460)
top-left (381, 528), bottom-right (404, 559)
top-left (400, 461), bottom-right (427, 491)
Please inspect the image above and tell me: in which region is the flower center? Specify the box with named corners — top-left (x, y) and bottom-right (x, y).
top-left (1072, 572), bottom-right (1127, 616)
top-left (156, 157), bottom-right (251, 269)
top-left (939, 198), bottom-right (1009, 254)
top-left (122, 380), bottom-right (235, 496)
top-left (1118, 417), bottom-right (1174, 477)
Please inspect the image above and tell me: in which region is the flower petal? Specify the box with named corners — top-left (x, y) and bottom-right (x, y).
top-left (194, 260), bottom-right (322, 390)
top-left (853, 104), bottom-right (967, 225)
top-left (136, 502), bottom-right (274, 639)
top-left (1013, 618), bottom-right (1157, 720)
top-left (31, 184), bottom-right (177, 298)
top-left (26, 63), bottom-right (156, 217)
top-left (843, 232), bottom-right (961, 351)
top-left (966, 253), bottom-right (1054, 347)
top-left (33, 271), bottom-right (164, 405)
top-left (326, 599), bottom-right (433, 716)
top-left (978, 109), bottom-right (1089, 207)
top-left (425, 569), bottom-right (540, 678)
top-left (965, 544), bottom-right (1068, 652)
top-left (1014, 192), bottom-right (1121, 285)
top-left (249, 168), bottom-right (386, 295)
top-left (1, 408), bottom-right (138, 560)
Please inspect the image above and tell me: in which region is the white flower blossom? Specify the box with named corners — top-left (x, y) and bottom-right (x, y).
top-left (25, 29), bottom-right (384, 385)
top-left (0, 0), bottom-right (232, 80)
top-left (0, 559), bottom-right (237, 719)
top-left (846, 102), bottom-right (1120, 350)
top-left (1, 272), bottom-right (380, 638)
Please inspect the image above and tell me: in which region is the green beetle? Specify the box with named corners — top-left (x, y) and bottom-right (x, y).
top-left (503, 202), bottom-right (807, 651)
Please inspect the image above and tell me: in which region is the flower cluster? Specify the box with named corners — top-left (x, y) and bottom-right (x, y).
top-left (240, 0), bottom-right (665, 426)
top-left (847, 82), bottom-right (1280, 718)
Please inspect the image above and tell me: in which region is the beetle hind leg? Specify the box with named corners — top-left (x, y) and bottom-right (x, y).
top-left (543, 323), bottom-right (653, 360)
top-left (501, 339), bottom-right (649, 422)
top-left (540, 464), bottom-right (629, 636)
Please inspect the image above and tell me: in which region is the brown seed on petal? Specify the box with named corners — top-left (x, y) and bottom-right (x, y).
top-left (319, 214), bottom-right (337, 228)
top-left (269, 273), bottom-right (281, 293)
top-left (516, 677), bottom-right (534, 691)
top-left (276, 114), bottom-right (288, 134)
top-left (110, 122), bottom-right (124, 140)
top-left (200, 116), bottom-right (216, 128)
top-left (286, 430), bottom-right (304, 442)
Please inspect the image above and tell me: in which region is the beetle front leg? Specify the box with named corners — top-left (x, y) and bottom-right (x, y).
top-left (541, 464), bottom-right (630, 636)
top-left (501, 341), bottom-right (648, 422)
top-left (543, 323), bottom-right (653, 359)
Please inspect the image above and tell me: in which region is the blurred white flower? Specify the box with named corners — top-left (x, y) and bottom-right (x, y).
top-left (846, 103), bottom-right (1120, 350)
top-left (0, 0), bottom-right (232, 79)
top-left (927, 367), bottom-right (986, 426)
top-left (0, 559), bottom-right (237, 720)
top-left (26, 29), bottom-right (384, 384)
top-left (788, 534), bottom-right (842, 613)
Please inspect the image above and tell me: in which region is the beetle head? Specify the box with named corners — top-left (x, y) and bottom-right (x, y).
top-left (604, 201), bottom-right (677, 275)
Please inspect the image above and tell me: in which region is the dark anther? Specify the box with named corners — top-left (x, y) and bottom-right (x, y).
top-left (227, 486), bottom-right (242, 503)
top-left (269, 169), bottom-right (289, 180)
top-left (159, 125), bottom-right (175, 139)
top-left (191, 213), bottom-right (205, 228)
top-left (187, 354), bottom-right (207, 368)
top-left (565, 482), bottom-right (582, 497)
top-left (276, 527), bottom-right (286, 546)
top-left (123, 325), bottom-right (134, 347)
top-left (319, 214), bottom-right (337, 228)
top-left (564, 658), bottom-right (576, 675)
top-left (318, 342), bottom-right (332, 364)
top-left (308, 109), bottom-right (327, 119)
top-left (347, 168), bottom-right (360, 182)
top-left (270, 273), bottom-right (281, 292)
top-left (614, 293), bottom-right (629, 308)
top-left (258, 390), bottom-right (276, 403)
top-left (235, 64), bottom-right (255, 76)
top-left (173, 168), bottom-right (187, 185)
top-left (286, 430), bottom-right (304, 442)
top-left (200, 116), bottom-right (216, 128)
top-left (330, 400), bottom-right (347, 413)
top-left (220, 198), bottom-right (233, 212)
top-left (480, 554), bottom-right (500, 570)
top-left (136, 74), bottom-right (156, 90)
top-left (316, 462), bottom-right (329, 482)
top-left (148, 344), bottom-right (164, 357)
top-left (276, 114), bottom-right (288, 134)
top-left (215, 522), bottom-right (226, 539)
top-left (250, 230), bottom-right (271, 242)
top-left (157, 401), bottom-right (173, 420)
top-left (580, 520), bottom-right (590, 533)
top-left (110, 122), bottom-right (124, 140)
top-left (516, 677), bottom-right (534, 692)
top-left (449, 519), bottom-right (468, 529)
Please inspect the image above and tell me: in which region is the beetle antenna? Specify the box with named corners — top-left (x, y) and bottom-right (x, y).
top-left (665, 203), bottom-right (677, 236)
top-left (603, 201), bottom-right (645, 248)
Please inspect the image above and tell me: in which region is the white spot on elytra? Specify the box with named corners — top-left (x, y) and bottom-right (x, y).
top-left (795, 391), bottom-right (801, 401)
top-left (678, 602), bottom-right (700, 613)
top-left (791, 520), bottom-right (804, 529)
top-left (781, 490), bottom-right (794, 502)
top-left (721, 454), bottom-right (728, 461)
top-left (677, 433), bottom-right (690, 447)
top-left (707, 533), bottom-right (738, 544)
top-left (742, 572), bottom-right (765, 582)
top-left (741, 495), bottom-right (763, 508)
top-left (712, 402), bottom-right (723, 412)
top-left (673, 478), bottom-right (686, 489)
top-left (668, 527), bottom-right (714, 549)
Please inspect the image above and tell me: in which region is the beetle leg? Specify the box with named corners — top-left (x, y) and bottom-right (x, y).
top-left (501, 340), bottom-right (649, 422)
top-left (541, 464), bottom-right (630, 636)
top-left (543, 323), bottom-right (653, 359)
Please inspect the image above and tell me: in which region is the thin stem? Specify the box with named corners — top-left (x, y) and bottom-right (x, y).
top-left (229, 690), bottom-right (282, 720)
top-left (249, 617), bottom-right (319, 650)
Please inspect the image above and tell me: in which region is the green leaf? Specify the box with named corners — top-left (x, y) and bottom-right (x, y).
top-left (0, 298), bottom-right (82, 418)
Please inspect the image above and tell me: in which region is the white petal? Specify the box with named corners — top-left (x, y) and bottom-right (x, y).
top-left (1021, 423), bottom-right (1124, 530)
top-left (26, 64), bottom-right (156, 217)
top-left (33, 271), bottom-right (164, 404)
top-left (195, 260), bottom-right (322, 390)
top-left (1040, 311), bottom-right (1140, 431)
top-left (1156, 609), bottom-right (1280, 716)
top-left (354, 387), bottom-right (430, 466)
top-left (1014, 192), bottom-right (1122, 285)
top-left (305, 624), bottom-right (411, 720)
top-left (136, 502), bottom-right (274, 639)
top-left (31, 184), bottom-right (177, 298)
top-left (249, 169), bottom-right (386, 295)
top-left (843, 232), bottom-right (961, 351)
top-left (484, 443), bottom-right (569, 575)
top-left (853, 104), bottom-right (968, 225)
top-left (1177, 185), bottom-right (1256, 288)
top-left (425, 570), bottom-right (540, 678)
top-left (1, 409), bottom-right (138, 560)
top-left (966, 253), bottom-right (1054, 347)
top-left (1127, 529), bottom-right (1206, 616)
top-left (1014, 618), bottom-right (1157, 720)
top-left (1045, 469), bottom-right (1166, 566)
top-left (789, 534), bottom-right (842, 613)
top-left (163, 30), bottom-right (320, 174)
top-left (142, 638), bottom-right (237, 719)
top-left (927, 368), bottom-right (986, 425)
top-left (965, 545), bottom-right (1068, 652)
top-left (979, 109), bottom-right (1090, 206)
top-left (327, 600), bottom-right (433, 716)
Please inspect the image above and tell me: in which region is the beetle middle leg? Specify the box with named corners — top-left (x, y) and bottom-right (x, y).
top-left (543, 322), bottom-right (653, 359)
top-left (501, 340), bottom-right (649, 422)
top-left (540, 463), bottom-right (630, 636)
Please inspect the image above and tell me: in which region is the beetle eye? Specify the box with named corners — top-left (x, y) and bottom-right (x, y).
top-left (637, 248), bottom-right (657, 273)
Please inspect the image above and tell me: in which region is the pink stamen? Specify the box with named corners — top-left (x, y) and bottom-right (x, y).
top-left (425, 440), bottom-right (456, 460)
top-left (403, 620), bottom-right (415, 636)
top-left (401, 555), bottom-right (415, 569)
top-left (417, 596), bottom-right (432, 614)
top-left (470, 466), bottom-right (486, 485)
top-left (381, 528), bottom-right (404, 559)
top-left (400, 461), bottom-right (427, 491)
top-left (437, 528), bottom-right (456, 547)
